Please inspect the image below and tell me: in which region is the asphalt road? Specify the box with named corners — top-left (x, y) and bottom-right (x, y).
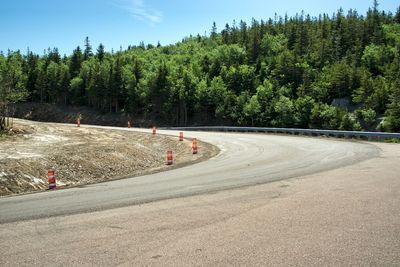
top-left (0, 125), bottom-right (380, 224)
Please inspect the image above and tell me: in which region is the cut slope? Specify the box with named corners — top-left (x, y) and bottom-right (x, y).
top-left (0, 119), bottom-right (218, 196)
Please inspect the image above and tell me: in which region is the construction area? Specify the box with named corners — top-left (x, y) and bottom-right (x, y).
top-left (0, 119), bottom-right (218, 196)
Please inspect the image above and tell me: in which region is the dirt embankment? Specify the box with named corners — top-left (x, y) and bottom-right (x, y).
top-left (0, 120), bottom-right (218, 196)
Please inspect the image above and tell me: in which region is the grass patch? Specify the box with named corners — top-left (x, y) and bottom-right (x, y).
top-left (0, 130), bottom-right (12, 140)
top-left (384, 138), bottom-right (400, 143)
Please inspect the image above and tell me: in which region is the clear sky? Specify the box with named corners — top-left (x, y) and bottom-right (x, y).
top-left (1, 0), bottom-right (398, 55)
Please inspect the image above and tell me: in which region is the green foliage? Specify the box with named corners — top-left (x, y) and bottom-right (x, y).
top-left (261, 33), bottom-right (287, 59)
top-left (1, 2), bottom-right (400, 131)
top-left (354, 74), bottom-right (390, 113)
top-left (311, 103), bottom-right (342, 129)
top-left (383, 78), bottom-right (400, 131)
top-left (243, 95), bottom-right (261, 126)
top-left (362, 44), bottom-right (394, 75)
top-left (273, 96), bottom-right (294, 127)
top-left (0, 52), bottom-right (29, 103)
top-left (355, 108), bottom-right (377, 129)
top-left (340, 113), bottom-right (362, 131)
top-left (0, 52), bottom-right (29, 130)
top-left (294, 96), bottom-right (315, 128)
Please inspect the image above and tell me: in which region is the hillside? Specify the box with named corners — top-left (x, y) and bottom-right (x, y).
top-left (1, 2), bottom-right (400, 131)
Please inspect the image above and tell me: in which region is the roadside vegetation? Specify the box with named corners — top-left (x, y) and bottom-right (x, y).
top-left (1, 1), bottom-right (399, 131)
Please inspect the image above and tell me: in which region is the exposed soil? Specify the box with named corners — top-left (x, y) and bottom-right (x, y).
top-left (0, 119), bottom-right (219, 196)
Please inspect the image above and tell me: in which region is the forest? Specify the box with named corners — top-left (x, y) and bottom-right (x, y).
top-left (1, 1), bottom-right (400, 131)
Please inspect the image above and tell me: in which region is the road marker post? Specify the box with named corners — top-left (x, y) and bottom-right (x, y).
top-left (48, 169), bottom-right (56, 189)
top-left (192, 138), bottom-right (198, 154)
top-left (179, 132), bottom-right (184, 141)
top-left (166, 150), bottom-right (173, 165)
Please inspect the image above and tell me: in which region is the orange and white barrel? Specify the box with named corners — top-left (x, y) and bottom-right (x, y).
top-left (192, 138), bottom-right (198, 154)
top-left (166, 150), bottom-right (173, 165)
top-left (48, 169), bottom-right (56, 189)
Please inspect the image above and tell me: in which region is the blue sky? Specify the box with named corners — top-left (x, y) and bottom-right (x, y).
top-left (1, 0), bottom-right (398, 55)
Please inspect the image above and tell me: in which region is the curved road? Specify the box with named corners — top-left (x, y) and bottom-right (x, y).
top-left (0, 125), bottom-right (380, 223)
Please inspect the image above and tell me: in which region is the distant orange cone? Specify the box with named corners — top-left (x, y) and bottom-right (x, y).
top-left (192, 138), bottom-right (198, 154)
top-left (48, 169), bottom-right (56, 189)
top-left (166, 150), bottom-right (173, 165)
top-left (179, 132), bottom-right (184, 141)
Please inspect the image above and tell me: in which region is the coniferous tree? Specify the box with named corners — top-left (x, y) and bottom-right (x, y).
top-left (96, 43), bottom-right (105, 62)
top-left (69, 46), bottom-right (83, 78)
top-left (211, 22), bottom-right (217, 40)
top-left (395, 6), bottom-right (400, 23)
top-left (222, 23), bottom-right (230, 44)
top-left (84, 36), bottom-right (93, 60)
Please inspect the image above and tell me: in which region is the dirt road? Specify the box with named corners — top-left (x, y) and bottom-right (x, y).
top-left (1, 126), bottom-right (399, 266)
top-left (0, 128), bottom-right (379, 223)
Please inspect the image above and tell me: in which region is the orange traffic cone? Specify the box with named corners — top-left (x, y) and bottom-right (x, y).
top-left (48, 169), bottom-right (56, 189)
top-left (192, 138), bottom-right (198, 154)
top-left (179, 132), bottom-right (184, 141)
top-left (166, 150), bottom-right (173, 165)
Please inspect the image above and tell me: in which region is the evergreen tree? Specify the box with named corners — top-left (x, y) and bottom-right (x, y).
top-left (384, 78), bottom-right (400, 131)
top-left (395, 6), bottom-right (400, 23)
top-left (69, 46), bottom-right (83, 78)
top-left (96, 43), bottom-right (105, 62)
top-left (222, 23), bottom-right (231, 44)
top-left (211, 22), bottom-right (217, 40)
top-left (84, 36), bottom-right (93, 60)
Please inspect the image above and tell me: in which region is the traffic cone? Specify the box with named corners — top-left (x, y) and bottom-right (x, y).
top-left (166, 150), bottom-right (173, 165)
top-left (77, 119), bottom-right (80, 127)
top-left (179, 132), bottom-right (184, 141)
top-left (48, 169), bottom-right (56, 189)
top-left (128, 121), bottom-right (131, 128)
top-left (152, 127), bottom-right (156, 135)
top-left (192, 138), bottom-right (198, 154)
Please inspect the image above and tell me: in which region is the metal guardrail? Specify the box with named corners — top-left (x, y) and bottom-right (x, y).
top-left (166, 126), bottom-right (400, 141)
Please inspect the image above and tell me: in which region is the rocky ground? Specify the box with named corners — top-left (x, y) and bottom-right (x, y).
top-left (0, 119), bottom-right (218, 196)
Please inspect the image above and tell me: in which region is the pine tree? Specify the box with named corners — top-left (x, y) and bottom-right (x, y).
top-left (385, 78), bottom-right (400, 131)
top-left (25, 51), bottom-right (39, 100)
top-left (211, 22), bottom-right (217, 40)
top-left (84, 36), bottom-right (93, 60)
top-left (248, 18), bottom-right (261, 64)
top-left (239, 20), bottom-right (248, 47)
top-left (96, 43), bottom-right (105, 62)
top-left (69, 46), bottom-right (83, 78)
top-left (395, 6), bottom-right (400, 23)
top-left (222, 23), bottom-right (230, 44)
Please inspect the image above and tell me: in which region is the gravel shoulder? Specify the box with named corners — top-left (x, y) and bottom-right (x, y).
top-left (0, 119), bottom-right (219, 196)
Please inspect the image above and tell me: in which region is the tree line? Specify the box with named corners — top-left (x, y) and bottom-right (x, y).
top-left (1, 1), bottom-right (400, 131)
